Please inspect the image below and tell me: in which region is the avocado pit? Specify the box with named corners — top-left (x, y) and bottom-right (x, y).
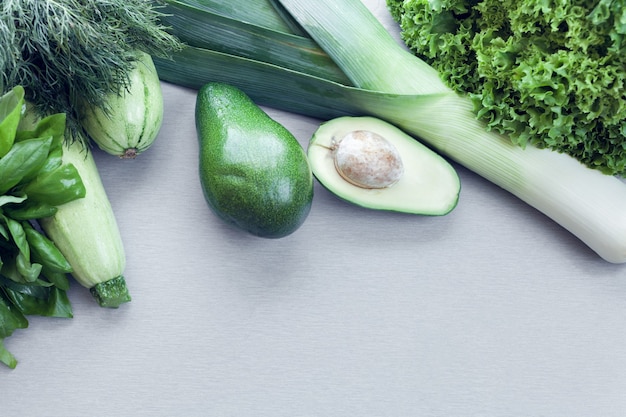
top-left (332, 130), bottom-right (404, 189)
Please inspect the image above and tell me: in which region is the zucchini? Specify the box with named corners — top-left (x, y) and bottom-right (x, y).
top-left (39, 141), bottom-right (130, 308)
top-left (80, 52), bottom-right (164, 159)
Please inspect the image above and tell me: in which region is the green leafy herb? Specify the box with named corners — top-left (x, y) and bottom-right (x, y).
top-left (0, 0), bottom-right (182, 145)
top-left (0, 87), bottom-right (84, 369)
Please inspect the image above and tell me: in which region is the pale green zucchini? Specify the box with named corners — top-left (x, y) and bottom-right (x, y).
top-left (80, 52), bottom-right (163, 159)
top-left (39, 141), bottom-right (131, 307)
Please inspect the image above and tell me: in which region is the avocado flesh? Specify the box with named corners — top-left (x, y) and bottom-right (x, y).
top-left (308, 116), bottom-right (460, 215)
top-left (196, 83), bottom-right (314, 238)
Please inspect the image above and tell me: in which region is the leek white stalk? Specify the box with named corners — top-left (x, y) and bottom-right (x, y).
top-left (380, 93), bottom-right (626, 264)
top-left (274, 0), bottom-right (626, 263)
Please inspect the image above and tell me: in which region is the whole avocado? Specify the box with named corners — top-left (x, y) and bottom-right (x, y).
top-left (195, 82), bottom-right (313, 238)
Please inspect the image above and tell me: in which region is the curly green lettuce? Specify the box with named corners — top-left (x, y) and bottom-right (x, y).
top-left (388, 0), bottom-right (626, 176)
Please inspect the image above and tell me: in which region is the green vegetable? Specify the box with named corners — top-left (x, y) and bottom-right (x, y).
top-left (80, 52), bottom-right (165, 158)
top-left (158, 0), bottom-right (351, 85)
top-left (308, 116), bottom-right (460, 215)
top-left (156, 0), bottom-right (626, 263)
top-left (0, 87), bottom-right (84, 369)
top-left (16, 102), bottom-right (131, 308)
top-left (196, 82), bottom-right (313, 238)
top-left (37, 140), bottom-right (130, 308)
top-left (0, 0), bottom-right (181, 146)
top-left (386, 0), bottom-right (626, 176)
top-left (1, 0), bottom-right (183, 313)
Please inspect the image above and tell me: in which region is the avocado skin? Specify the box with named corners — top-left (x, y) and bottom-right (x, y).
top-left (195, 83), bottom-right (313, 238)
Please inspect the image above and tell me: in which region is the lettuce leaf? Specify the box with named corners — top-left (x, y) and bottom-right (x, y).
top-left (388, 0), bottom-right (626, 176)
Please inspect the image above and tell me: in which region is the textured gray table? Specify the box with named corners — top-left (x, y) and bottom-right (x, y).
top-left (2, 1), bottom-right (626, 416)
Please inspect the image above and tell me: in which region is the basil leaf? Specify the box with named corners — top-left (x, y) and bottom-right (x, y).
top-left (0, 221), bottom-right (7, 240)
top-left (44, 286), bottom-right (73, 318)
top-left (15, 113), bottom-right (66, 149)
top-left (41, 270), bottom-right (70, 291)
top-left (0, 137), bottom-right (52, 195)
top-left (0, 339), bottom-right (18, 369)
top-left (0, 290), bottom-right (29, 370)
top-left (0, 195), bottom-right (27, 208)
top-left (5, 216), bottom-right (28, 259)
top-left (15, 252), bottom-right (41, 282)
top-left (24, 222), bottom-right (72, 274)
top-left (2, 281), bottom-right (72, 318)
top-left (23, 163), bottom-right (86, 206)
top-left (38, 145), bottom-right (63, 176)
top-left (0, 86), bottom-right (25, 159)
top-left (3, 202), bottom-right (57, 220)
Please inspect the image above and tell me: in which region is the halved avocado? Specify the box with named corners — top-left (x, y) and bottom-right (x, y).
top-left (308, 116), bottom-right (460, 215)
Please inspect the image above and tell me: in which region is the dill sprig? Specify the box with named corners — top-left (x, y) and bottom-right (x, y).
top-left (0, 0), bottom-right (182, 144)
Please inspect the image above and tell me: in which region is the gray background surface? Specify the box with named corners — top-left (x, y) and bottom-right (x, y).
top-left (2, 1), bottom-right (626, 416)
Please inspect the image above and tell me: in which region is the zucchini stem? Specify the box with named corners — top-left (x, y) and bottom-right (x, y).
top-left (90, 276), bottom-right (131, 308)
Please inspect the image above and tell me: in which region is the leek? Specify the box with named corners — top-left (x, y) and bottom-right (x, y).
top-left (159, 0), bottom-right (350, 84)
top-left (165, 0), bottom-right (300, 34)
top-left (155, 0), bottom-right (626, 263)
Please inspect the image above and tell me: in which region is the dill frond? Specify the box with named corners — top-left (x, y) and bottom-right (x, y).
top-left (0, 0), bottom-right (182, 144)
